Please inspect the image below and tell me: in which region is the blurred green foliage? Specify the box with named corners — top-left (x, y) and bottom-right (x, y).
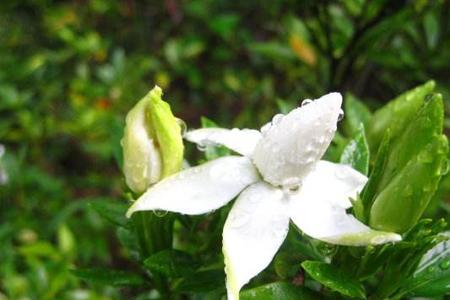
top-left (0, 0), bottom-right (449, 299)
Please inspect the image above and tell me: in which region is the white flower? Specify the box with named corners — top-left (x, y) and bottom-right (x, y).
top-left (126, 93), bottom-right (401, 300)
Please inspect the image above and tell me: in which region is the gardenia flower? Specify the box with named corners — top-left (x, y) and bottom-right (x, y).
top-left (126, 93), bottom-right (401, 300)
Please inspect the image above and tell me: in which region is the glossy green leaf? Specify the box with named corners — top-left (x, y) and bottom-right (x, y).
top-left (377, 94), bottom-right (444, 192)
top-left (367, 81), bottom-right (435, 151)
top-left (174, 269), bottom-right (225, 293)
top-left (72, 268), bottom-right (146, 287)
top-left (340, 124), bottom-right (369, 175)
top-left (301, 261), bottom-right (366, 299)
top-left (144, 249), bottom-right (199, 278)
top-left (273, 251), bottom-right (301, 279)
top-left (343, 93), bottom-right (371, 137)
top-left (403, 233), bottom-right (450, 297)
top-left (241, 282), bottom-right (317, 300)
top-left (370, 135), bottom-right (449, 233)
top-left (89, 199), bottom-right (129, 228)
top-left (359, 132), bottom-right (391, 223)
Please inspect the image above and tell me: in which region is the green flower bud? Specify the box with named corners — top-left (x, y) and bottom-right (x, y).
top-left (122, 86), bottom-right (184, 194)
top-left (367, 80), bottom-right (435, 151)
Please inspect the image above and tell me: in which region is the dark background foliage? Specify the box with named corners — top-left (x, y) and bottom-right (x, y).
top-left (0, 0), bottom-right (449, 299)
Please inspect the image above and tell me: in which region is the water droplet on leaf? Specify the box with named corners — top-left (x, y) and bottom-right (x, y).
top-left (196, 144), bottom-right (207, 151)
top-left (154, 210), bottom-right (168, 217)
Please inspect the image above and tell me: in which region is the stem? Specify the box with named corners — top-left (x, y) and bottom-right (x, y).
top-left (133, 211), bottom-right (174, 298)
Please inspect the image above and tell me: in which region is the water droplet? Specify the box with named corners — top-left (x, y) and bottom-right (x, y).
top-left (154, 210), bottom-right (168, 217)
top-left (418, 151), bottom-right (433, 163)
top-left (230, 213), bottom-right (250, 229)
top-left (271, 114), bottom-right (284, 125)
top-left (425, 94), bottom-right (434, 103)
top-left (370, 236), bottom-right (387, 244)
top-left (196, 144), bottom-right (207, 151)
top-left (260, 122), bottom-right (272, 134)
top-left (427, 266), bottom-right (437, 273)
top-left (404, 185), bottom-right (414, 197)
top-left (439, 159), bottom-right (449, 176)
top-left (440, 260), bottom-right (450, 270)
top-left (338, 109), bottom-right (344, 121)
top-left (281, 177), bottom-right (302, 195)
top-left (318, 243), bottom-right (336, 256)
top-left (301, 99), bottom-right (313, 106)
top-left (177, 118), bottom-right (187, 135)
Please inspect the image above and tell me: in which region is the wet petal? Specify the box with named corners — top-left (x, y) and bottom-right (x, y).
top-left (122, 95), bottom-right (162, 193)
top-left (126, 156), bottom-right (259, 217)
top-left (223, 182), bottom-right (289, 300)
top-left (252, 93), bottom-right (342, 187)
top-left (289, 192), bottom-right (401, 246)
top-left (184, 128), bottom-right (262, 156)
top-left (302, 160), bottom-right (368, 209)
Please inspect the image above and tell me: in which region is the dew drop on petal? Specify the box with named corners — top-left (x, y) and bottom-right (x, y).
top-left (338, 109), bottom-right (344, 121)
top-left (260, 123), bottom-right (272, 135)
top-left (370, 235), bottom-right (387, 244)
top-left (281, 177), bottom-right (302, 195)
top-left (271, 113), bottom-right (284, 125)
top-left (301, 99), bottom-right (313, 106)
top-left (230, 213), bottom-right (250, 229)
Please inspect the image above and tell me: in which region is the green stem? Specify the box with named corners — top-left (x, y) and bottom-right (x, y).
top-left (133, 211), bottom-right (174, 298)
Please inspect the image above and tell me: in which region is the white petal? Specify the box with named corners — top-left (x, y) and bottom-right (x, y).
top-left (302, 160), bottom-right (368, 209)
top-left (126, 156), bottom-right (259, 217)
top-left (289, 192), bottom-right (401, 246)
top-left (223, 182), bottom-right (289, 300)
top-left (252, 93), bottom-right (342, 187)
top-left (184, 128), bottom-right (262, 156)
top-left (122, 98), bottom-right (162, 193)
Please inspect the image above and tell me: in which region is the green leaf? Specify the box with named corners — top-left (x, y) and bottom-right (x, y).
top-left (359, 131), bottom-right (391, 223)
top-left (403, 233), bottom-right (450, 297)
top-left (89, 199), bottom-right (129, 228)
top-left (144, 249), bottom-right (199, 278)
top-left (72, 268), bottom-right (146, 287)
top-left (301, 261), bottom-right (366, 299)
top-left (367, 81), bottom-right (435, 151)
top-left (174, 269), bottom-right (225, 293)
top-left (273, 251), bottom-right (301, 279)
top-left (377, 94), bottom-right (444, 193)
top-left (241, 282), bottom-right (317, 300)
top-left (369, 135), bottom-right (449, 233)
top-left (248, 42), bottom-right (296, 62)
top-left (343, 93), bottom-right (371, 137)
top-left (340, 124), bottom-right (369, 175)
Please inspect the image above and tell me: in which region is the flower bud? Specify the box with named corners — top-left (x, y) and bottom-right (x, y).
top-left (122, 86), bottom-right (184, 194)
